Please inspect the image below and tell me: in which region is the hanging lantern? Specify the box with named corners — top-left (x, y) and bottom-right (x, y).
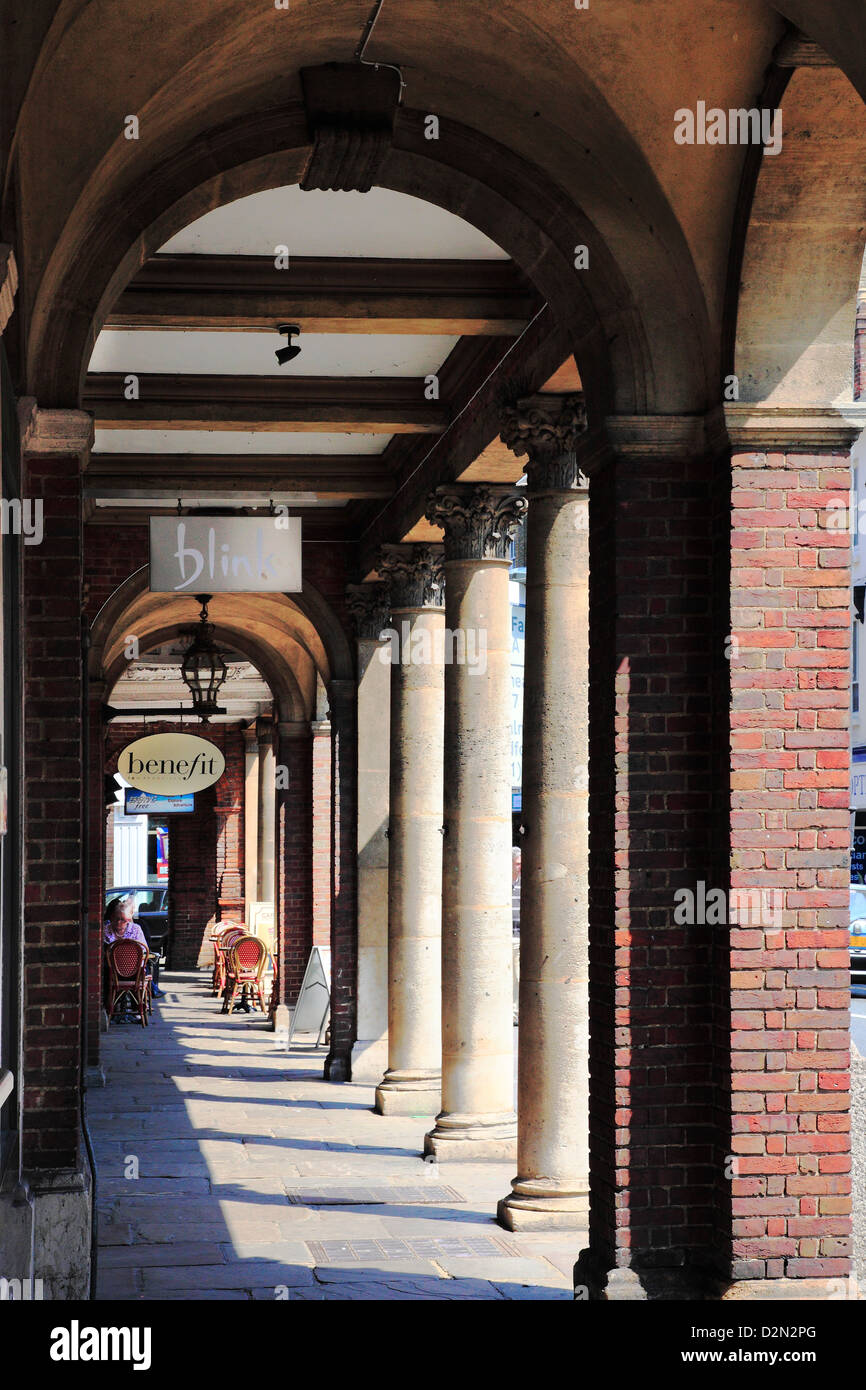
top-left (180, 594), bottom-right (228, 721)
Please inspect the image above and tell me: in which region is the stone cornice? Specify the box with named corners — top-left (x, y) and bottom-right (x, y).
top-left (0, 245), bottom-right (18, 337)
top-left (568, 410), bottom-right (729, 475)
top-left (378, 543), bottom-right (444, 610)
top-left (426, 484), bottom-right (527, 562)
top-left (18, 398), bottom-right (94, 460)
top-left (346, 581), bottom-right (392, 637)
top-left (725, 403), bottom-right (866, 451)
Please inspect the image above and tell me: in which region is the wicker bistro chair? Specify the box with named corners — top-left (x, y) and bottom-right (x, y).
top-left (222, 934), bottom-right (270, 1016)
top-left (106, 938), bottom-right (151, 1027)
top-left (211, 924), bottom-right (245, 996)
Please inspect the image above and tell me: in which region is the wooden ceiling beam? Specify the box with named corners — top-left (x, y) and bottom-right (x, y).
top-left (83, 373), bottom-right (446, 432)
top-left (85, 453), bottom-right (395, 499)
top-left (106, 254), bottom-right (539, 334)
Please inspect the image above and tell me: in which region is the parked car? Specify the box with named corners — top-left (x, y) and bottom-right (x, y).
top-left (850, 885), bottom-right (866, 997)
top-left (105, 886), bottom-right (170, 962)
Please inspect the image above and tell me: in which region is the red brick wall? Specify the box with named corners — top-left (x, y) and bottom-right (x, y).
top-left (22, 451), bottom-right (84, 1170)
top-left (727, 449), bottom-right (852, 1282)
top-left (586, 451), bottom-right (718, 1290)
top-left (276, 726), bottom-right (313, 1004)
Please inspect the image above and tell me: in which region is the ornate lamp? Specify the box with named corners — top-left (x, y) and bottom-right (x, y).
top-left (180, 594), bottom-right (228, 722)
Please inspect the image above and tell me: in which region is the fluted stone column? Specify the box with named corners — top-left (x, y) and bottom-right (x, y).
top-left (423, 487), bottom-right (526, 1158)
top-left (497, 394), bottom-right (590, 1229)
top-left (375, 546), bottom-right (445, 1115)
top-left (347, 583), bottom-right (392, 1083)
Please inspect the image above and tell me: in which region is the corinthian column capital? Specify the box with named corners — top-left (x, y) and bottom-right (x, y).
top-left (346, 582), bottom-right (391, 639)
top-left (377, 543), bottom-right (444, 609)
top-left (500, 393), bottom-right (588, 492)
top-left (425, 485), bottom-right (527, 562)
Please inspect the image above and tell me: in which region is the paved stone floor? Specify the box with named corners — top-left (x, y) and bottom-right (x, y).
top-left (90, 971), bottom-right (585, 1300)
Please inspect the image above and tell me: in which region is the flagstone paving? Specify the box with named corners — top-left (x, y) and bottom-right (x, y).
top-left (90, 971), bottom-right (584, 1301)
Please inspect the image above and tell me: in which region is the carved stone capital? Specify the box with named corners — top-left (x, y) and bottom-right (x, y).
top-left (500, 394), bottom-right (588, 492)
top-left (346, 582), bottom-right (391, 640)
top-left (426, 485), bottom-right (527, 562)
top-left (378, 544), bottom-right (444, 610)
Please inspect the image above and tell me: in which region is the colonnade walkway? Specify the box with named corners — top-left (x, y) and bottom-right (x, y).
top-left (89, 972), bottom-right (580, 1300)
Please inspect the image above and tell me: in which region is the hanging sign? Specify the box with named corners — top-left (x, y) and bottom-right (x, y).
top-left (149, 516), bottom-right (302, 593)
top-left (117, 733), bottom-right (225, 795)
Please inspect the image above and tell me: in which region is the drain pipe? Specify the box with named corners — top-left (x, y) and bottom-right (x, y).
top-left (80, 613), bottom-right (98, 1299)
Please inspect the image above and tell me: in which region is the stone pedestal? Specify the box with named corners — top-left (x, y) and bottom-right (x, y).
top-left (497, 395), bottom-right (590, 1229)
top-left (374, 547), bottom-right (444, 1115)
top-left (423, 488), bottom-right (525, 1159)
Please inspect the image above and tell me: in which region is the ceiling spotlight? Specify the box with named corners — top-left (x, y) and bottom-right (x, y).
top-left (275, 323), bottom-right (301, 366)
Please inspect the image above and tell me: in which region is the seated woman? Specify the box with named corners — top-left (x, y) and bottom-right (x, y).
top-left (113, 895), bottom-right (165, 997)
top-left (103, 898), bottom-right (158, 1020)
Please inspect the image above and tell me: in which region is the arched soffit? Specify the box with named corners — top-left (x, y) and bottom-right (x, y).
top-left (735, 63), bottom-right (866, 405)
top-left (104, 622), bottom-right (309, 725)
top-left (14, 3), bottom-right (736, 416)
top-left (90, 568), bottom-right (349, 706)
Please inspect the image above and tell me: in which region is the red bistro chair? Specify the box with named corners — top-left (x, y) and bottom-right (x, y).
top-left (106, 939), bottom-right (151, 1027)
top-left (211, 924), bottom-right (245, 996)
top-left (222, 935), bottom-right (270, 1016)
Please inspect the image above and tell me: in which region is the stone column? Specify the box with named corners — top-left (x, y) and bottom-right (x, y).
top-left (243, 725), bottom-right (259, 912)
top-left (257, 717), bottom-right (276, 904)
top-left (346, 583), bottom-right (392, 1084)
top-left (374, 547), bottom-right (445, 1115)
top-left (423, 486), bottom-right (526, 1158)
top-left (497, 394), bottom-right (590, 1229)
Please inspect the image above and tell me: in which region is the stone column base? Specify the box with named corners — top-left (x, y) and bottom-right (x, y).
top-left (424, 1111), bottom-right (517, 1161)
top-left (497, 1182), bottom-right (588, 1231)
top-left (721, 1277), bottom-right (861, 1301)
top-left (324, 1049), bottom-right (350, 1082)
top-left (350, 1037), bottom-right (389, 1085)
top-left (272, 1003), bottom-right (291, 1048)
top-left (0, 1164), bottom-right (94, 1300)
top-left (573, 1248), bottom-right (859, 1301)
top-left (375, 1070), bottom-right (440, 1116)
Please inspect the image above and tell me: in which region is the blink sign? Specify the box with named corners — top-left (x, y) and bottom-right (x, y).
top-left (149, 516), bottom-right (302, 593)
